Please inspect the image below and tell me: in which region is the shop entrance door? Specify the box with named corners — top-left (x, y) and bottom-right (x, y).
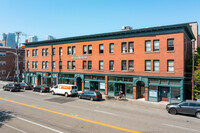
top-left (90, 81), bottom-right (98, 91)
top-left (38, 75), bottom-right (41, 85)
top-left (136, 81), bottom-right (145, 98)
top-left (114, 83), bottom-right (125, 96)
top-left (161, 87), bottom-right (169, 101)
top-left (77, 77), bottom-right (82, 91)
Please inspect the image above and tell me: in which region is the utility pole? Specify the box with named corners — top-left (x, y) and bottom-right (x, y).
top-left (16, 32), bottom-right (21, 84)
top-left (191, 39), bottom-right (195, 100)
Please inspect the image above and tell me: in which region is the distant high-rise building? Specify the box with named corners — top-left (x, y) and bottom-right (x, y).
top-left (46, 35), bottom-right (55, 40)
top-left (2, 33), bottom-right (16, 48)
top-left (28, 35), bottom-right (38, 42)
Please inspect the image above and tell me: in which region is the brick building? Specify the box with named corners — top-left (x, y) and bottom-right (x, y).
top-left (24, 23), bottom-right (195, 103)
top-left (0, 47), bottom-right (25, 81)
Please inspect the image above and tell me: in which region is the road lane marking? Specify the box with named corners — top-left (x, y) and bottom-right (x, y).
top-left (94, 110), bottom-right (117, 116)
top-left (0, 111), bottom-right (63, 133)
top-left (0, 97), bottom-right (141, 133)
top-left (162, 123), bottom-right (200, 132)
top-left (0, 122), bottom-right (27, 133)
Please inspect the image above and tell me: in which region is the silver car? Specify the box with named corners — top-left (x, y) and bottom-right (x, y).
top-left (166, 100), bottom-right (200, 118)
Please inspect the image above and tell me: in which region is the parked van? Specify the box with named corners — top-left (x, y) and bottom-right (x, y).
top-left (51, 84), bottom-right (78, 97)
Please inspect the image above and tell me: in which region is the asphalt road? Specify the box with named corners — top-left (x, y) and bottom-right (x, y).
top-left (0, 81), bottom-right (199, 133)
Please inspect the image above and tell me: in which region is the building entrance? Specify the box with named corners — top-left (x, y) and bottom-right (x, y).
top-left (114, 83), bottom-right (125, 96)
top-left (161, 87), bottom-right (169, 101)
top-left (38, 75), bottom-right (41, 85)
top-left (90, 81), bottom-right (98, 91)
top-left (77, 77), bottom-right (82, 91)
top-left (136, 81), bottom-right (145, 98)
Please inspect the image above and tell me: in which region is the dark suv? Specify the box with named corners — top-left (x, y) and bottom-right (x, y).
top-left (78, 91), bottom-right (102, 101)
top-left (3, 83), bottom-right (21, 92)
top-left (166, 100), bottom-right (200, 118)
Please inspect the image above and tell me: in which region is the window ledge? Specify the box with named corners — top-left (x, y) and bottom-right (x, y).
top-left (145, 71), bottom-right (152, 72)
top-left (121, 70), bottom-right (128, 72)
top-left (145, 52), bottom-right (152, 53)
top-left (153, 51), bottom-right (160, 53)
top-left (167, 72), bottom-right (175, 74)
top-left (109, 70), bottom-right (114, 72)
top-left (167, 51), bottom-right (175, 53)
top-left (99, 70), bottom-right (104, 72)
top-left (99, 53), bottom-right (104, 55)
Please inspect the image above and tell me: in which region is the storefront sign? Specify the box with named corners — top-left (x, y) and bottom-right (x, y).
top-left (100, 83), bottom-right (105, 90)
top-left (149, 90), bottom-right (157, 97)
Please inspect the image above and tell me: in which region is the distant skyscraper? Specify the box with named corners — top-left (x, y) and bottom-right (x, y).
top-left (2, 33), bottom-right (16, 48)
top-left (28, 35), bottom-right (38, 42)
top-left (46, 35), bottom-right (55, 40)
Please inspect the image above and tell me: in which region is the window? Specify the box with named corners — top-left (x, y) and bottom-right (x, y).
top-left (46, 48), bottom-right (48, 56)
top-left (109, 60), bottom-right (114, 71)
top-left (27, 50), bottom-right (30, 57)
top-left (145, 60), bottom-right (151, 71)
top-left (167, 39), bottom-right (174, 51)
top-left (59, 61), bottom-right (62, 69)
top-left (52, 61), bottom-right (55, 69)
top-left (99, 61), bottom-right (104, 70)
top-left (0, 53), bottom-right (6, 57)
top-left (72, 46), bottom-right (76, 55)
top-left (32, 61), bottom-right (35, 69)
top-left (121, 60), bottom-right (127, 71)
top-left (99, 44), bottom-right (104, 54)
top-left (2, 70), bottom-right (6, 75)
top-left (68, 47), bottom-right (71, 55)
top-left (32, 49), bottom-right (35, 56)
top-left (67, 61), bottom-right (71, 70)
top-left (83, 61), bottom-right (87, 69)
top-left (128, 42), bottom-right (134, 53)
top-left (52, 48), bottom-right (55, 56)
top-left (145, 41), bottom-right (151, 52)
top-left (72, 61), bottom-right (75, 70)
top-left (128, 60), bottom-right (134, 71)
top-left (109, 43), bottom-right (114, 53)
top-left (45, 61), bottom-right (48, 69)
top-left (83, 45), bottom-right (87, 54)
top-left (59, 47), bottom-right (62, 56)
top-left (35, 49), bottom-right (38, 56)
top-left (167, 60), bottom-right (174, 72)
top-left (35, 61), bottom-right (38, 69)
top-left (42, 61), bottom-right (45, 69)
top-left (88, 61), bottom-right (92, 70)
top-left (42, 49), bottom-right (45, 56)
top-left (121, 42), bottom-right (127, 53)
top-left (153, 40), bottom-right (160, 52)
top-left (88, 45), bottom-right (92, 54)
top-left (27, 61), bottom-right (29, 69)
top-left (153, 60), bottom-right (160, 72)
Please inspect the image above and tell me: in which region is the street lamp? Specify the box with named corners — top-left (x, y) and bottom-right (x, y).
top-left (191, 39), bottom-right (195, 100)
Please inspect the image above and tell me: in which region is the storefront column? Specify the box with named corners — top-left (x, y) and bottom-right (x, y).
top-left (74, 81), bottom-right (77, 86)
top-left (82, 81), bottom-right (84, 92)
top-left (105, 76), bottom-right (108, 95)
top-left (133, 86), bottom-right (137, 99)
top-left (145, 87), bottom-right (149, 101)
top-left (56, 74), bottom-right (59, 85)
top-left (41, 78), bottom-right (43, 85)
top-left (36, 78), bottom-right (39, 85)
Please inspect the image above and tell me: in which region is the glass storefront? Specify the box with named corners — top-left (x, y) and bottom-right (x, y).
top-left (149, 86), bottom-right (157, 102)
top-left (126, 84), bottom-right (133, 98)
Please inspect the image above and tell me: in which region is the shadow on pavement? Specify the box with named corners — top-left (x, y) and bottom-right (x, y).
top-left (0, 111), bottom-right (14, 128)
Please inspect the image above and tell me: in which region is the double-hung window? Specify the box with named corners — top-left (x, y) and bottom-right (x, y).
top-left (83, 45), bottom-right (87, 54)
top-left (35, 61), bottom-right (38, 69)
top-left (145, 41), bottom-right (151, 52)
top-left (32, 50), bottom-right (35, 56)
top-left (72, 46), bottom-right (76, 55)
top-left (153, 40), bottom-right (160, 52)
top-left (109, 60), bottom-right (114, 71)
top-left (167, 39), bottom-right (174, 51)
top-left (59, 47), bottom-right (62, 56)
top-left (35, 49), bottom-right (38, 56)
top-left (42, 49), bottom-right (45, 56)
top-left (109, 43), bottom-right (114, 53)
top-left (52, 61), bottom-right (55, 69)
top-left (128, 42), bottom-right (134, 53)
top-left (88, 45), bottom-right (92, 54)
top-left (128, 60), bottom-right (134, 71)
top-left (168, 60), bottom-right (174, 72)
top-left (27, 61), bottom-right (29, 69)
top-left (52, 48), bottom-right (55, 56)
top-left (59, 61), bottom-right (62, 69)
top-left (45, 61), bottom-right (48, 69)
top-left (99, 61), bottom-right (104, 70)
top-left (153, 60), bottom-right (160, 72)
top-left (121, 42), bottom-right (127, 53)
top-left (83, 61), bottom-right (87, 69)
top-left (67, 61), bottom-right (71, 70)
top-left (99, 44), bottom-right (104, 54)
top-left (145, 60), bottom-right (151, 71)
top-left (68, 47), bottom-right (71, 55)
top-left (88, 61), bottom-right (92, 70)
top-left (27, 50), bottom-right (30, 57)
top-left (32, 61), bottom-right (35, 69)
top-left (121, 60), bottom-right (127, 71)
top-left (72, 61), bottom-right (75, 70)
top-left (46, 48), bottom-right (48, 56)
top-left (42, 61), bottom-right (45, 69)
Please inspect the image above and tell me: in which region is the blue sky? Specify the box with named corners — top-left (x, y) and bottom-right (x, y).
top-left (0, 0), bottom-right (199, 42)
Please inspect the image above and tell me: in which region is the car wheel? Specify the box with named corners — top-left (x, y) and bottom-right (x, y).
top-left (65, 92), bottom-right (68, 97)
top-left (90, 97), bottom-right (94, 101)
top-left (196, 112), bottom-right (200, 119)
top-left (169, 108), bottom-right (177, 115)
top-left (51, 91), bottom-right (55, 95)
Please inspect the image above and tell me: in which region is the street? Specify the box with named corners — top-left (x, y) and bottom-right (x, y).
top-left (0, 81), bottom-right (199, 133)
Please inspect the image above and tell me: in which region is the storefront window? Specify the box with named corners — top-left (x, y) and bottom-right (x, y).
top-left (149, 86), bottom-right (157, 102)
top-left (85, 75), bottom-right (91, 79)
top-left (108, 83), bottom-right (114, 96)
top-left (109, 76), bottom-right (116, 81)
top-left (171, 87), bottom-right (180, 100)
top-left (68, 74), bottom-right (74, 78)
top-left (99, 82), bottom-right (105, 93)
top-left (97, 76), bottom-right (105, 80)
top-left (117, 77), bottom-right (123, 82)
top-left (84, 81), bottom-right (90, 91)
top-left (160, 79), bottom-right (168, 85)
top-left (149, 79), bottom-right (159, 84)
top-left (124, 77), bottom-right (133, 82)
top-left (58, 79), bottom-right (62, 84)
top-left (169, 80), bottom-right (180, 85)
top-left (126, 84), bottom-right (133, 98)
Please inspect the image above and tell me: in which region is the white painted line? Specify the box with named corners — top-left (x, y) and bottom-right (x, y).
top-left (94, 110), bottom-right (117, 116)
top-left (0, 111), bottom-right (63, 133)
top-left (0, 122), bottom-right (27, 133)
top-left (162, 123), bottom-right (200, 132)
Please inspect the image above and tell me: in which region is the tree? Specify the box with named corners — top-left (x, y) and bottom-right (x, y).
top-left (194, 47), bottom-right (200, 99)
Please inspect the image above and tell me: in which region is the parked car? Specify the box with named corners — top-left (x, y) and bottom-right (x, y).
top-left (78, 91), bottom-right (102, 101)
top-left (33, 85), bottom-right (50, 93)
top-left (20, 83), bottom-right (33, 90)
top-left (51, 84), bottom-right (78, 97)
top-left (3, 83), bottom-right (21, 92)
top-left (166, 100), bottom-right (200, 119)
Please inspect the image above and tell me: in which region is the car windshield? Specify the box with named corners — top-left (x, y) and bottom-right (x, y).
top-left (72, 86), bottom-right (77, 89)
top-left (179, 102), bottom-right (188, 106)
